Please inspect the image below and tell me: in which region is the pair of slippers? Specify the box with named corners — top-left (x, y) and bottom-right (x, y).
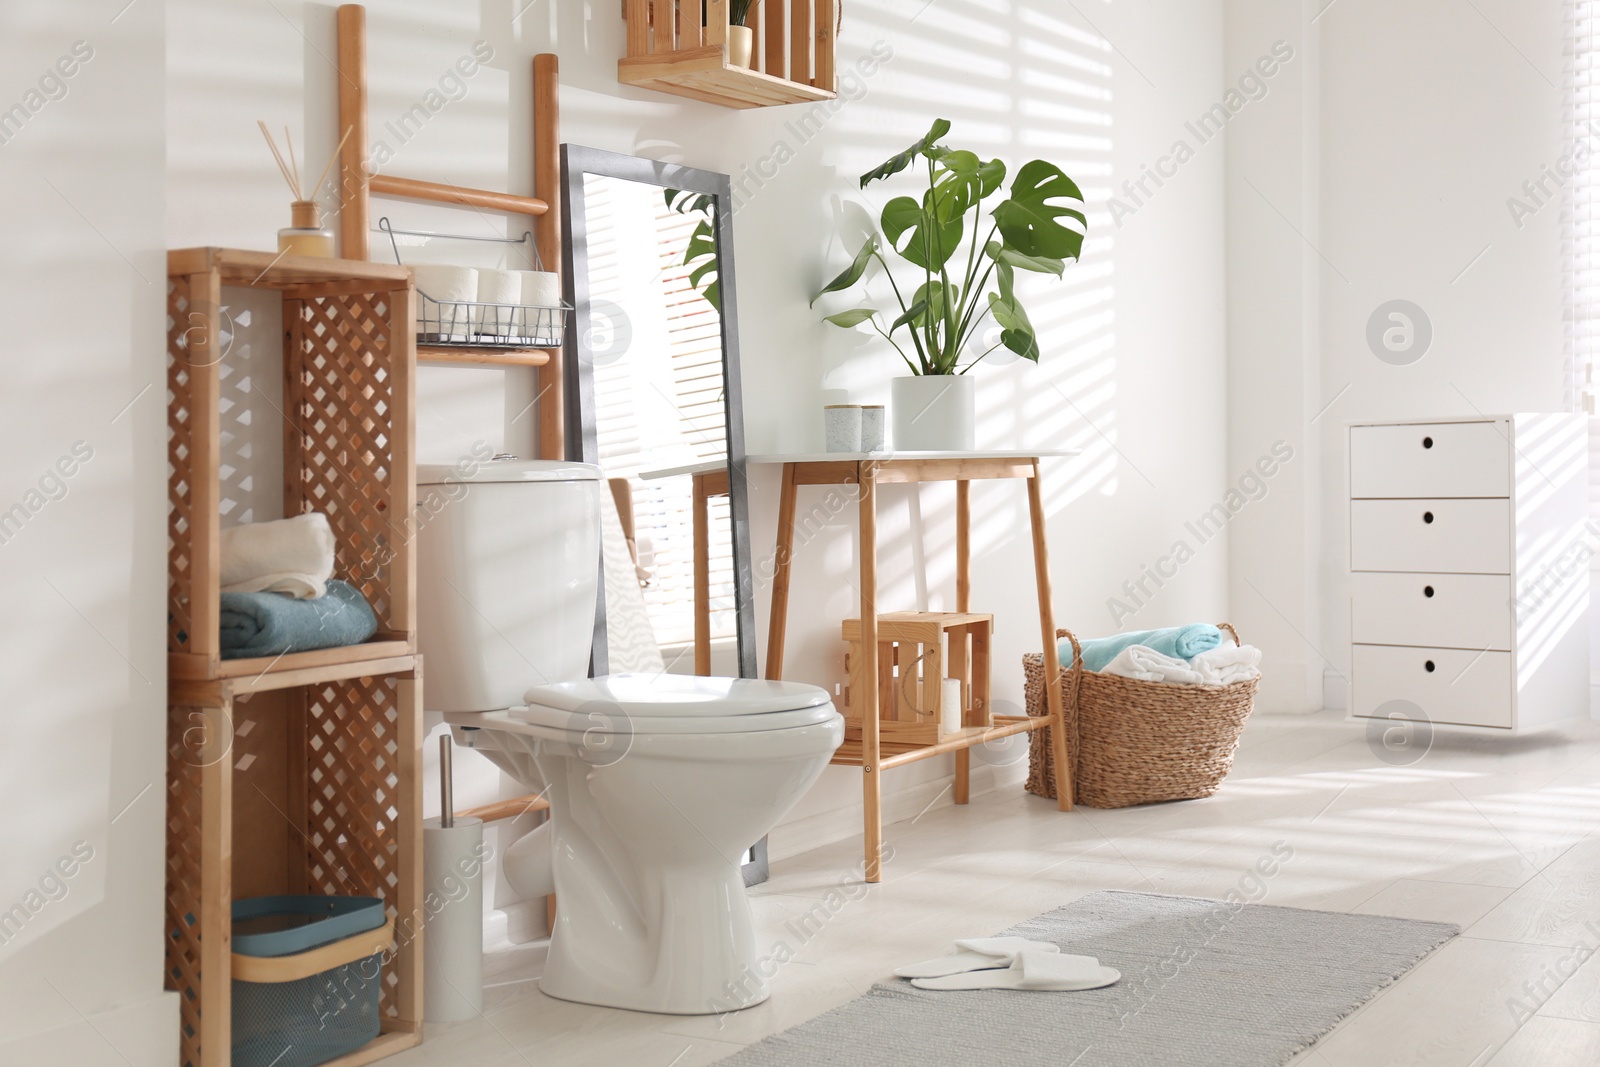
top-left (893, 936), bottom-right (1120, 991)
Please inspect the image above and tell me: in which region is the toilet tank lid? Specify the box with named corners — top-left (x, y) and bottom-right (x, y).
top-left (524, 674), bottom-right (833, 718)
top-left (417, 458), bottom-right (602, 486)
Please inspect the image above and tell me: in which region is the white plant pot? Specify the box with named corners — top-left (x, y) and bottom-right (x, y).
top-left (891, 375), bottom-right (975, 452)
top-left (727, 26), bottom-right (754, 69)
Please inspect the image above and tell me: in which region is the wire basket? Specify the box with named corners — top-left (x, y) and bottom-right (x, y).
top-left (230, 896), bottom-right (393, 1067)
top-left (415, 290), bottom-right (569, 348)
top-left (377, 215), bottom-right (571, 349)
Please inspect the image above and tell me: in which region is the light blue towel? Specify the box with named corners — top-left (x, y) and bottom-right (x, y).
top-left (219, 579), bottom-right (378, 660)
top-left (1058, 624), bottom-right (1223, 673)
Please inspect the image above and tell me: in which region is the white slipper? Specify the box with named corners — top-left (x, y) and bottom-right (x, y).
top-left (909, 949), bottom-right (1120, 991)
top-left (893, 937), bottom-right (1060, 979)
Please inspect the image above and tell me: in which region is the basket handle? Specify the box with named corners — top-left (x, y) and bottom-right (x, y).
top-left (232, 917), bottom-right (396, 984)
top-left (1051, 628), bottom-right (1085, 779)
top-left (1217, 622), bottom-right (1242, 646)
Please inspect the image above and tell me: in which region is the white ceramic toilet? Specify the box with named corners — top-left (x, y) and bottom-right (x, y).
top-left (416, 459), bottom-right (843, 1015)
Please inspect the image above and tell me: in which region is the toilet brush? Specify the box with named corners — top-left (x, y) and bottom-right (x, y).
top-left (423, 734), bottom-right (485, 1022)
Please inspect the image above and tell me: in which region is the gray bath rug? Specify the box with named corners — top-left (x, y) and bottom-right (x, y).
top-left (714, 890), bottom-right (1458, 1067)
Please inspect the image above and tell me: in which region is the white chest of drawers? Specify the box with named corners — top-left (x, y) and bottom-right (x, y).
top-left (1348, 415), bottom-right (1590, 731)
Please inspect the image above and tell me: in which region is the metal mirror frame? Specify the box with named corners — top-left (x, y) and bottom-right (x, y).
top-left (559, 144), bottom-right (766, 882)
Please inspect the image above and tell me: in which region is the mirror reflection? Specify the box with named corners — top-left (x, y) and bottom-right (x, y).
top-left (579, 173), bottom-right (738, 675)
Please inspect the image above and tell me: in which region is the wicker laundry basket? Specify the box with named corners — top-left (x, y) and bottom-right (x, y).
top-left (1023, 624), bottom-right (1258, 809)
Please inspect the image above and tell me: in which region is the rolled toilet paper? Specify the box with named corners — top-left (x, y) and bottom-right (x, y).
top-left (423, 815), bottom-right (485, 1023)
top-left (411, 265), bottom-right (477, 343)
top-left (516, 271), bottom-right (562, 345)
top-left (473, 269), bottom-right (521, 342)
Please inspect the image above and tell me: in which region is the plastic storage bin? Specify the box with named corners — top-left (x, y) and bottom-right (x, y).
top-left (231, 896), bottom-right (394, 1067)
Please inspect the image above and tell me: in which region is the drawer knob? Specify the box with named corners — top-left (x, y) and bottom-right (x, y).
top-left (1422, 436), bottom-right (1434, 449)
top-left (1424, 660), bottom-right (1436, 672)
top-left (1422, 511), bottom-right (1435, 524)
top-left (1424, 585), bottom-right (1435, 597)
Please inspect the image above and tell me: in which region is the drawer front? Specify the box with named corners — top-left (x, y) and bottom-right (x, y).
top-left (1351, 572), bottom-right (1513, 650)
top-left (1350, 499), bottom-right (1510, 574)
top-left (1350, 422), bottom-right (1510, 498)
top-left (1352, 644), bottom-right (1513, 729)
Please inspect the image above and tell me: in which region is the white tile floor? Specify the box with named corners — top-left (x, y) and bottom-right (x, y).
top-left (390, 709), bottom-right (1600, 1067)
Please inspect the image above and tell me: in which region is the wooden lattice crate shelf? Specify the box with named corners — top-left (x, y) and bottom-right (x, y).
top-left (842, 612), bottom-right (993, 749)
top-left (166, 247), bottom-right (416, 681)
top-left (165, 247), bottom-right (422, 1067)
top-left (620, 0), bottom-right (838, 109)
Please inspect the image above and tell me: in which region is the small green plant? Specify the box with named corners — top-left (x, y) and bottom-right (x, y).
top-left (729, 0), bottom-right (758, 26)
top-left (664, 188), bottom-right (719, 312)
top-left (812, 118), bottom-right (1086, 375)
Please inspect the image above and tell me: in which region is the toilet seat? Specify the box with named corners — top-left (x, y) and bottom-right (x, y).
top-left (514, 673), bottom-right (837, 735)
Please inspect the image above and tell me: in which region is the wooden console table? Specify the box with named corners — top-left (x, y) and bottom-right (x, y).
top-left (754, 451), bottom-right (1078, 882)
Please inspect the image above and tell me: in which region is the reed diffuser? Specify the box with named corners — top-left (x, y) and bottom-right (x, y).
top-left (258, 122), bottom-right (351, 258)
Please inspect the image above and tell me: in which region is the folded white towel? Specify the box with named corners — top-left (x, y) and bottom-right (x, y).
top-left (220, 513), bottom-right (336, 599)
top-left (1192, 641), bottom-right (1262, 685)
top-left (1100, 645), bottom-right (1205, 684)
top-left (1100, 640), bottom-right (1262, 687)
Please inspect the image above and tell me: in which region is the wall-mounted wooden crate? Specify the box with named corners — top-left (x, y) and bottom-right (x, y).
top-left (842, 612), bottom-right (993, 748)
top-left (620, 0), bottom-right (838, 109)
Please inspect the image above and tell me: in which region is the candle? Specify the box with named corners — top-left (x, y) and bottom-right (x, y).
top-left (941, 678), bottom-right (963, 735)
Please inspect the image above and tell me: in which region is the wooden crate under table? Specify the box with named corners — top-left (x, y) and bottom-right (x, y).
top-left (842, 612), bottom-right (992, 748)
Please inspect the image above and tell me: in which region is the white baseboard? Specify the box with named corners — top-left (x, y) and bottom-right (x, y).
top-left (1323, 667), bottom-right (1348, 711)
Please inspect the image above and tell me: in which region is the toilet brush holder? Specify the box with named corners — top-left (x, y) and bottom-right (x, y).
top-left (423, 736), bottom-right (485, 1022)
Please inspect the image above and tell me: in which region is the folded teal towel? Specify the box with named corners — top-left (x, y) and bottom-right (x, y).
top-left (219, 579), bottom-right (378, 660)
top-left (1058, 624), bottom-right (1224, 672)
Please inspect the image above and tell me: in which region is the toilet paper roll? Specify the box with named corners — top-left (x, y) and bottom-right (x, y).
top-left (515, 271), bottom-right (562, 345)
top-left (411, 265), bottom-right (477, 342)
top-left (473, 269), bottom-right (521, 341)
top-left (423, 816), bottom-right (485, 1023)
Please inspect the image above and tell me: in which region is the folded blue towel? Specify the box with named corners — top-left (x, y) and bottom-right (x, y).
top-left (1058, 624), bottom-right (1224, 673)
top-left (219, 579), bottom-right (378, 660)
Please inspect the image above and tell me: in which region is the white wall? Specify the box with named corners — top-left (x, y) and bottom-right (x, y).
top-left (165, 0), bottom-right (1235, 860)
top-left (1315, 0), bottom-right (1567, 690)
top-left (1222, 0), bottom-right (1573, 712)
top-left (0, 2), bottom-right (178, 1064)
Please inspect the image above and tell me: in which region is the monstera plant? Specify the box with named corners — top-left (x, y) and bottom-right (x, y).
top-left (811, 118), bottom-right (1086, 450)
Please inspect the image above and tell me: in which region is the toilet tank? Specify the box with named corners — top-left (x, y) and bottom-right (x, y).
top-left (416, 458), bottom-right (602, 712)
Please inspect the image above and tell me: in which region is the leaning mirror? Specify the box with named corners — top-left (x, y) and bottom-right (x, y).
top-left (560, 145), bottom-right (756, 685)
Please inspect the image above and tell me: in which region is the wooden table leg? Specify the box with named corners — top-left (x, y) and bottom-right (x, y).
top-left (954, 479), bottom-right (971, 804)
top-left (693, 471), bottom-right (712, 676)
top-left (859, 462), bottom-right (883, 882)
top-left (1026, 460), bottom-right (1073, 810)
top-left (765, 463), bottom-right (799, 680)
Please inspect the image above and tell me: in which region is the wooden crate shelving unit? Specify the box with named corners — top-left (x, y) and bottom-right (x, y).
top-left (165, 248), bottom-right (424, 1067)
top-left (842, 612), bottom-right (993, 747)
top-left (620, 0), bottom-right (838, 109)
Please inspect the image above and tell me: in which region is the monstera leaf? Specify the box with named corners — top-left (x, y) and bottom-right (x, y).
top-left (985, 240), bottom-right (1064, 278)
top-left (860, 118), bottom-right (951, 188)
top-left (992, 161), bottom-right (1086, 261)
top-left (882, 196), bottom-right (962, 272)
top-left (812, 235), bottom-right (879, 306)
top-left (664, 188), bottom-right (721, 312)
top-left (930, 150), bottom-right (1006, 224)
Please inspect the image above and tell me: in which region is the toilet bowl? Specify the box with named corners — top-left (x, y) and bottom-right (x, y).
top-left (416, 460), bottom-right (843, 1015)
top-left (449, 674), bottom-right (842, 1014)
